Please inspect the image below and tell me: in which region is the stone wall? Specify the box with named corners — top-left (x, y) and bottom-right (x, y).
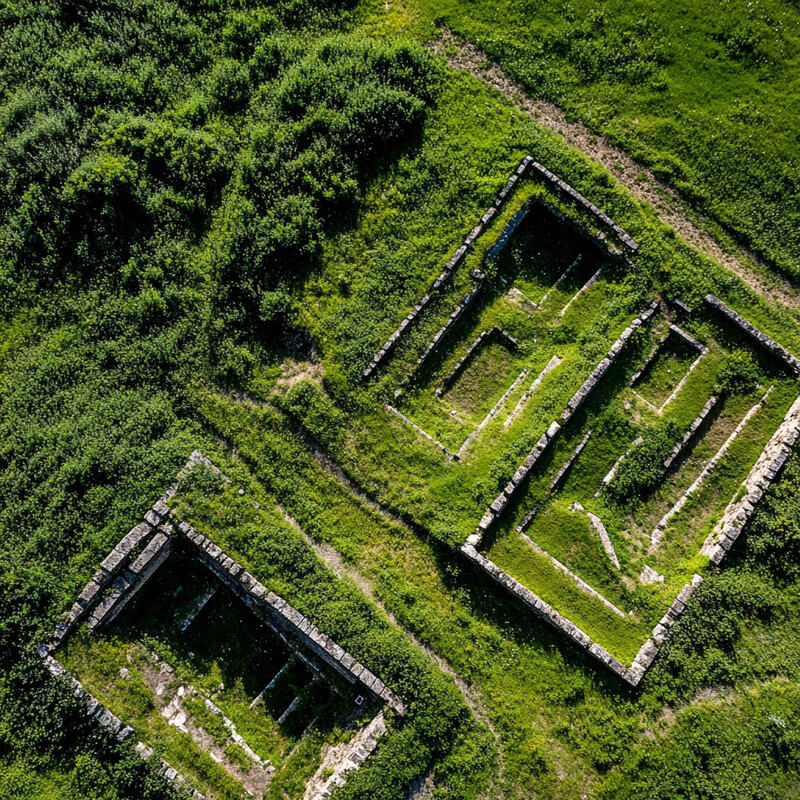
top-left (456, 365), bottom-right (532, 458)
top-left (705, 294), bottom-right (800, 375)
top-left (530, 162), bottom-right (639, 252)
top-left (303, 711), bottom-right (388, 800)
top-left (537, 201), bottom-right (624, 261)
top-left (363, 156), bottom-right (534, 379)
top-left (468, 301), bottom-right (658, 542)
top-left (179, 522), bottom-right (405, 715)
top-left (702, 394), bottom-right (800, 564)
top-left (649, 386), bottom-right (774, 551)
top-left (550, 428), bottom-right (593, 492)
top-left (459, 542), bottom-right (700, 685)
top-left (408, 202), bottom-right (535, 380)
top-left (411, 283), bottom-right (485, 375)
top-left (88, 528), bottom-right (173, 631)
top-left (485, 202), bottom-right (533, 262)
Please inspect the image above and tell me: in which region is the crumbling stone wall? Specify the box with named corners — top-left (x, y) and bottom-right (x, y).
top-left (304, 711), bottom-right (388, 800)
top-left (88, 527), bottom-right (173, 631)
top-left (37, 647), bottom-right (205, 798)
top-left (705, 294), bottom-right (800, 375)
top-left (385, 404), bottom-right (457, 460)
top-left (469, 301), bottom-right (658, 541)
top-left (363, 156), bottom-right (534, 379)
top-left (179, 522), bottom-right (405, 715)
top-left (459, 542), bottom-right (700, 685)
top-left (412, 283), bottom-right (485, 375)
top-left (530, 162), bottom-right (639, 252)
top-left (435, 327), bottom-right (518, 397)
top-left (702, 394), bottom-right (800, 564)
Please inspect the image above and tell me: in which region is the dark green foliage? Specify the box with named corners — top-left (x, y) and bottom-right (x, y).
top-left (717, 349), bottom-right (763, 395)
top-left (284, 378), bottom-right (344, 446)
top-left (605, 421), bottom-right (679, 502)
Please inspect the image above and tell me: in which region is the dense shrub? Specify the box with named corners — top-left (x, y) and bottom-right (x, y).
top-left (605, 421), bottom-right (679, 503)
top-left (716, 349), bottom-right (763, 395)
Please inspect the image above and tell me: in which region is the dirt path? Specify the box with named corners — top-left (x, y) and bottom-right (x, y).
top-left (277, 449), bottom-right (507, 796)
top-left (432, 30), bottom-right (800, 312)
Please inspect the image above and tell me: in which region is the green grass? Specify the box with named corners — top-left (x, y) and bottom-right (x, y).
top-left (4, 1), bottom-right (800, 798)
top-left (402, 0), bottom-right (800, 278)
top-left (633, 331), bottom-right (701, 408)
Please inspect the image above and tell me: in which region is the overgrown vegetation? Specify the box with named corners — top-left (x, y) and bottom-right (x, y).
top-left (605, 421), bottom-right (680, 503)
top-left (2, 0), bottom-right (800, 799)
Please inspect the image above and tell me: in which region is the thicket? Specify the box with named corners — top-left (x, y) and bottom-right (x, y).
top-left (604, 421), bottom-right (679, 503)
top-left (0, 1), bottom-right (439, 797)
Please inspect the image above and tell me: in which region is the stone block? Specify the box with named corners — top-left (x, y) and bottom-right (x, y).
top-left (349, 661), bottom-right (365, 679)
top-left (489, 495), bottom-right (508, 515)
top-left (152, 500), bottom-right (169, 519)
top-left (546, 421), bottom-right (561, 439)
top-left (100, 548), bottom-right (126, 575)
top-left (359, 670), bottom-right (378, 690)
top-left (511, 466), bottom-right (529, 486)
top-left (78, 581), bottom-right (103, 606)
top-left (118, 726), bottom-right (135, 741)
top-left (477, 512), bottom-right (495, 532)
top-left (676, 585), bottom-right (694, 604)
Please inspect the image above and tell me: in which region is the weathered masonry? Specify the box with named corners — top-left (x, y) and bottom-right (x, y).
top-left (37, 452), bottom-right (403, 800)
top-left (464, 300), bottom-right (800, 686)
top-left (364, 155), bottom-right (640, 380)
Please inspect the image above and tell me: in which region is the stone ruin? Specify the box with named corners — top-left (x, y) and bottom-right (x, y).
top-left (630, 323), bottom-right (709, 415)
top-left (468, 301), bottom-right (659, 539)
top-left (363, 156), bottom-right (534, 380)
top-left (370, 157), bottom-right (800, 687)
top-left (38, 452), bottom-right (403, 800)
top-left (435, 327), bottom-right (518, 397)
top-left (462, 297), bottom-right (800, 686)
top-left (364, 155), bottom-right (640, 381)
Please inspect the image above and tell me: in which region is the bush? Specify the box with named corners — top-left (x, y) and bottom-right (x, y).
top-left (717, 349), bottom-right (762, 395)
top-left (605, 421), bottom-right (679, 503)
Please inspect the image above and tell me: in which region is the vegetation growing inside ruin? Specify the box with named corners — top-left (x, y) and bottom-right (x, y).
top-left (2, 1), bottom-right (800, 800)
